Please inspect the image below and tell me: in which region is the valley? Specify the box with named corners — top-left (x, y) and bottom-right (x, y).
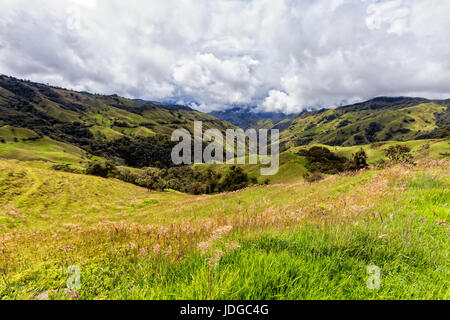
top-left (0, 76), bottom-right (449, 300)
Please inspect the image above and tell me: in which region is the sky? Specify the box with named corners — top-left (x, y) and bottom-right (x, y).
top-left (1, 0), bottom-right (450, 114)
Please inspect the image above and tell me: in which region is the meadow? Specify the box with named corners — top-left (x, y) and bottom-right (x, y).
top-left (0, 155), bottom-right (448, 299)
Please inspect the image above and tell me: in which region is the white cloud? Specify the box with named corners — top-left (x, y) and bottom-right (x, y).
top-left (0, 0), bottom-right (449, 114)
top-left (172, 53), bottom-right (260, 111)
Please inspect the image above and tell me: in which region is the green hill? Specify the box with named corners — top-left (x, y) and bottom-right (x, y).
top-left (0, 75), bottom-right (234, 168)
top-left (1, 158), bottom-right (448, 299)
top-left (276, 97), bottom-right (450, 150)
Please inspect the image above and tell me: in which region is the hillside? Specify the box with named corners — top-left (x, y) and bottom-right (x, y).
top-left (274, 97), bottom-right (450, 150)
top-left (0, 158), bottom-right (448, 299)
top-left (0, 75), bottom-right (234, 168)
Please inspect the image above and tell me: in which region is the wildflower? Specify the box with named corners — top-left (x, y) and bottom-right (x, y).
top-left (60, 244), bottom-right (75, 252)
top-left (140, 247), bottom-right (148, 258)
top-left (127, 242), bottom-right (137, 250)
top-left (198, 241), bottom-right (212, 256)
top-left (153, 244), bottom-right (161, 255)
top-left (211, 226), bottom-right (233, 241)
top-left (206, 250), bottom-right (224, 269)
top-left (164, 246), bottom-right (172, 256)
top-left (225, 241), bottom-right (240, 253)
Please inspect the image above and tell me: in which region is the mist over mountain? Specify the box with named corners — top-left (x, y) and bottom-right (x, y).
top-left (209, 106), bottom-right (288, 129)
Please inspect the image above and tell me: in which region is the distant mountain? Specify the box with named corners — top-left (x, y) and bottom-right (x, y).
top-left (275, 97), bottom-right (450, 150)
top-left (210, 106), bottom-right (288, 129)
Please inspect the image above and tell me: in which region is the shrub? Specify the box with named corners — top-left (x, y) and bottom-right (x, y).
top-left (384, 145), bottom-right (414, 164)
top-left (189, 182), bottom-right (208, 195)
top-left (51, 163), bottom-right (82, 174)
top-left (219, 166), bottom-right (249, 192)
top-left (85, 160), bottom-right (118, 178)
top-left (346, 148), bottom-right (369, 171)
top-left (116, 168), bottom-right (139, 184)
top-left (135, 168), bottom-right (166, 191)
top-left (372, 159), bottom-right (388, 170)
top-left (303, 171), bottom-right (324, 183)
top-left (298, 146), bottom-right (348, 174)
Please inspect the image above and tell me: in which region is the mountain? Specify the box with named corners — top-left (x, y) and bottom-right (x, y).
top-left (1, 75), bottom-right (449, 167)
top-left (274, 97), bottom-right (450, 150)
top-left (0, 75), bottom-right (234, 167)
top-left (209, 106), bottom-right (288, 129)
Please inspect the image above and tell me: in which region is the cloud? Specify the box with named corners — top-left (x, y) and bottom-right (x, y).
top-left (0, 0), bottom-right (450, 114)
top-left (172, 53), bottom-right (260, 112)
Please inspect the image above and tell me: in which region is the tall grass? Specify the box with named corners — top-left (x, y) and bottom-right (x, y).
top-left (0, 159), bottom-right (448, 299)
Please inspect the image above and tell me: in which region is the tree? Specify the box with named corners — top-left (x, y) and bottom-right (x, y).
top-left (384, 145), bottom-right (413, 163)
top-left (346, 148), bottom-right (369, 171)
top-left (298, 146), bottom-right (348, 174)
top-left (219, 166), bottom-right (249, 192)
top-left (85, 160), bottom-right (118, 178)
top-left (384, 144), bottom-right (412, 163)
top-left (135, 168), bottom-right (166, 191)
top-left (189, 182), bottom-right (208, 195)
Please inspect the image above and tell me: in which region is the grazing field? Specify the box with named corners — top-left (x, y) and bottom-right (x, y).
top-left (0, 158), bottom-right (448, 300)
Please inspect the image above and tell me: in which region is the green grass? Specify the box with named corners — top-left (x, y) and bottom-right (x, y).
top-left (0, 125), bottom-right (39, 142)
top-left (0, 158), bottom-right (448, 300)
top-left (280, 101), bottom-right (448, 148)
top-left (0, 132), bottom-right (88, 165)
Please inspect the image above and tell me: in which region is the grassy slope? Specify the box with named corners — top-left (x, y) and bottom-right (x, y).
top-left (278, 98), bottom-right (449, 148)
top-left (195, 138), bottom-right (450, 185)
top-left (2, 121), bottom-right (448, 186)
top-left (0, 75), bottom-right (234, 142)
top-left (0, 126), bottom-right (88, 165)
top-left (0, 159), bottom-right (448, 299)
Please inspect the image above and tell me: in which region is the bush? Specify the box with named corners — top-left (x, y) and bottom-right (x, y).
top-left (135, 168), bottom-right (166, 191)
top-left (298, 146), bottom-right (348, 174)
top-left (303, 171), bottom-right (324, 183)
top-left (346, 149), bottom-right (369, 171)
top-left (219, 166), bottom-right (249, 192)
top-left (116, 168), bottom-right (139, 184)
top-left (51, 163), bottom-right (82, 174)
top-left (189, 182), bottom-right (208, 195)
top-left (85, 160), bottom-right (118, 178)
top-left (384, 145), bottom-right (414, 164)
top-left (372, 159), bottom-right (388, 170)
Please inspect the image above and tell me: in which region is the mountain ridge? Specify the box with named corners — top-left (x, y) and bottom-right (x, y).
top-left (1, 75), bottom-right (449, 165)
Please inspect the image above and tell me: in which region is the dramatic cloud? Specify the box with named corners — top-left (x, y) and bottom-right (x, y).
top-left (1, 0), bottom-right (450, 113)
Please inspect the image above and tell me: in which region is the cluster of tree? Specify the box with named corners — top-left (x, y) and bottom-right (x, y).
top-left (383, 145), bottom-right (414, 164)
top-left (298, 146), bottom-right (348, 174)
top-left (300, 146), bottom-right (369, 182)
top-left (132, 165), bottom-right (258, 194)
top-left (54, 160), bottom-right (259, 194)
top-left (93, 136), bottom-right (176, 168)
